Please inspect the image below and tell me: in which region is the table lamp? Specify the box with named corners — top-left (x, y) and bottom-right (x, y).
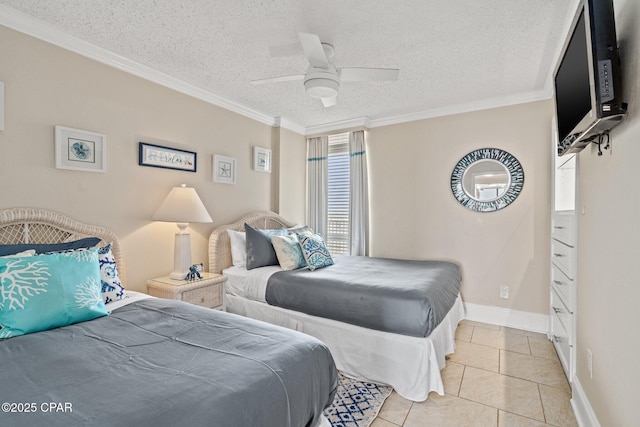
top-left (152, 184), bottom-right (212, 279)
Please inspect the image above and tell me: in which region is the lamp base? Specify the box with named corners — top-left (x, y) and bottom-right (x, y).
top-left (170, 228), bottom-right (191, 280)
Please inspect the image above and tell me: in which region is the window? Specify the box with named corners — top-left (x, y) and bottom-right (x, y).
top-left (327, 132), bottom-right (350, 255)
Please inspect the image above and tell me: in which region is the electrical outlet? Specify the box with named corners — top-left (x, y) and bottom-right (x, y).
top-left (499, 286), bottom-right (509, 299)
top-left (587, 349), bottom-right (593, 378)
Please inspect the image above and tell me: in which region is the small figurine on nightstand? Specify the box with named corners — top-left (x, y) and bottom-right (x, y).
top-left (185, 263), bottom-right (203, 281)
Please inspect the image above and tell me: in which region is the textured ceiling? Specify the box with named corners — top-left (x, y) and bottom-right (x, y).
top-left (0, 0), bottom-right (577, 130)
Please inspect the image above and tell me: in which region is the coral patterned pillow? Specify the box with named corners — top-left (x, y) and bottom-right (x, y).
top-left (271, 234), bottom-right (307, 270)
top-left (98, 243), bottom-right (127, 304)
top-left (0, 249), bottom-right (108, 338)
top-left (296, 230), bottom-right (334, 271)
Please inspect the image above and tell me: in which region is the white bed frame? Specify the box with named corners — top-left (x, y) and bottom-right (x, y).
top-left (208, 211), bottom-right (466, 401)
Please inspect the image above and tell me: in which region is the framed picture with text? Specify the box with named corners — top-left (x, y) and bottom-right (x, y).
top-left (138, 142), bottom-right (196, 172)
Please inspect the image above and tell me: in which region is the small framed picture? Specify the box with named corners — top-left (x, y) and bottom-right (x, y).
top-left (212, 154), bottom-right (236, 184)
top-left (253, 146), bottom-right (271, 173)
top-left (139, 142), bottom-right (196, 172)
top-left (55, 125), bottom-right (106, 173)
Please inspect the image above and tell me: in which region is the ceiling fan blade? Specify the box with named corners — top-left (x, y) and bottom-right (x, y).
top-left (339, 67), bottom-right (400, 82)
top-left (250, 74), bottom-right (304, 85)
top-left (299, 32), bottom-right (329, 69)
top-left (321, 96), bottom-right (337, 107)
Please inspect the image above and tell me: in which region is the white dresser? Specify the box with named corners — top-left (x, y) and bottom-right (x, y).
top-left (550, 211), bottom-right (577, 381)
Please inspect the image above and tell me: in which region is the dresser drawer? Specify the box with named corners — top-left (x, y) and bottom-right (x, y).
top-left (551, 239), bottom-right (575, 279)
top-left (182, 283), bottom-right (223, 308)
top-left (550, 290), bottom-right (572, 376)
top-left (551, 262), bottom-right (574, 312)
top-left (551, 214), bottom-right (575, 247)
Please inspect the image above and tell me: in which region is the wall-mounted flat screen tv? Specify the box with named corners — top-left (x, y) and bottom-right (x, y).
top-left (554, 0), bottom-right (626, 155)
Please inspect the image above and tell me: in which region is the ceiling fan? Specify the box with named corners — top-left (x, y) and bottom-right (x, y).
top-left (251, 32), bottom-right (400, 107)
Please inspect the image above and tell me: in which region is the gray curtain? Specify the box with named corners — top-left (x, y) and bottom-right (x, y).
top-left (306, 136), bottom-right (328, 239)
top-left (349, 130), bottom-right (369, 256)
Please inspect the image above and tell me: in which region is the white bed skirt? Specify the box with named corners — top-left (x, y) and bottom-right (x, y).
top-left (225, 293), bottom-right (465, 401)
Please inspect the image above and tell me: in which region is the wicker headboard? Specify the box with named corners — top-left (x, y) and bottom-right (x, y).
top-left (0, 208), bottom-right (126, 285)
top-left (208, 211), bottom-right (296, 274)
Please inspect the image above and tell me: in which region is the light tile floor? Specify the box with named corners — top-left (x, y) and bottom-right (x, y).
top-left (371, 320), bottom-right (578, 427)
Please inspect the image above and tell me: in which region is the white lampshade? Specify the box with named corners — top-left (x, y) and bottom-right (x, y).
top-left (153, 184), bottom-right (212, 280)
top-left (152, 184), bottom-right (212, 224)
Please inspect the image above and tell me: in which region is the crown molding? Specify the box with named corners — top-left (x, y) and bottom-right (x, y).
top-left (275, 117), bottom-right (306, 135)
top-left (367, 89), bottom-right (552, 130)
top-left (0, 5), bottom-right (278, 127)
top-left (304, 116), bottom-right (371, 136)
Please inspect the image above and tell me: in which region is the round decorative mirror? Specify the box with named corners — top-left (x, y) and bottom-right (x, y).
top-left (451, 148), bottom-right (524, 212)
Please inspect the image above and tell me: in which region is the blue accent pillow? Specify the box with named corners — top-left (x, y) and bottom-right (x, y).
top-left (296, 230), bottom-right (334, 271)
top-left (0, 237), bottom-right (101, 257)
top-left (98, 243), bottom-right (127, 304)
top-left (271, 234), bottom-right (307, 270)
top-left (244, 223), bottom-right (288, 270)
top-left (0, 249), bottom-right (108, 338)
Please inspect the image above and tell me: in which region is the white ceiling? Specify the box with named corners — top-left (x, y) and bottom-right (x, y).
top-left (0, 0), bottom-right (578, 133)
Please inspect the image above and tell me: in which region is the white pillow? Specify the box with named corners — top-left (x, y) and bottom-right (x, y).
top-left (227, 229), bottom-right (247, 267)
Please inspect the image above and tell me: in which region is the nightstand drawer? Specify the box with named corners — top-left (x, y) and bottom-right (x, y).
top-left (182, 283), bottom-right (222, 308)
top-left (146, 272), bottom-right (226, 310)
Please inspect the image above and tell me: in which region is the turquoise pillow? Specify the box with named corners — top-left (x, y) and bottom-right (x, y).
top-left (0, 249), bottom-right (108, 338)
top-left (296, 231), bottom-right (334, 271)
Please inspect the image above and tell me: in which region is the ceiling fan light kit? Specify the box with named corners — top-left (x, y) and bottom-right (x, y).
top-left (252, 32), bottom-right (399, 107)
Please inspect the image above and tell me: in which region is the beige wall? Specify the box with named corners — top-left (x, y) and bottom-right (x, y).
top-left (368, 100), bottom-right (553, 314)
top-left (0, 25), bottom-right (287, 291)
top-left (575, 0), bottom-right (640, 425)
top-left (277, 127), bottom-right (306, 224)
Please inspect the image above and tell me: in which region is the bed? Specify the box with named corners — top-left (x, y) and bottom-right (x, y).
top-left (208, 211), bottom-right (466, 402)
top-left (0, 208), bottom-right (337, 427)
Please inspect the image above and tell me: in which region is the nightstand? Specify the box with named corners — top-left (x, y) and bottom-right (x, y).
top-left (146, 272), bottom-right (226, 310)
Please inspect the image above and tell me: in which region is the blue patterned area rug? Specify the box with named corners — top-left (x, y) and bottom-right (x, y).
top-left (323, 373), bottom-right (393, 427)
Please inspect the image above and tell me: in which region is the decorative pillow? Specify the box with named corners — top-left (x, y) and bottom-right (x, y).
top-left (271, 234), bottom-right (307, 271)
top-left (244, 223), bottom-right (288, 270)
top-left (0, 249), bottom-right (108, 339)
top-left (296, 230), bottom-right (334, 271)
top-left (227, 229), bottom-right (247, 267)
top-left (98, 243), bottom-right (127, 304)
top-left (0, 237), bottom-right (102, 257)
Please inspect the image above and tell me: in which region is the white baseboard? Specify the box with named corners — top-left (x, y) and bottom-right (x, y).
top-left (463, 302), bottom-right (549, 334)
top-left (571, 376), bottom-right (601, 427)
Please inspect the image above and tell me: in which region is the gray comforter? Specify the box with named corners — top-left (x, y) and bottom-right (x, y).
top-left (266, 256), bottom-right (461, 337)
top-left (0, 299), bottom-right (337, 427)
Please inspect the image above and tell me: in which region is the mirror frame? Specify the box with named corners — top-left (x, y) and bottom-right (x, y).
top-left (451, 148), bottom-right (524, 212)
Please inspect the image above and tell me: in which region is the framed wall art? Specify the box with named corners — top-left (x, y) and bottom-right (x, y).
top-left (212, 154), bottom-right (236, 184)
top-left (253, 146), bottom-right (271, 173)
top-left (139, 142), bottom-right (196, 172)
top-left (55, 125), bottom-right (107, 173)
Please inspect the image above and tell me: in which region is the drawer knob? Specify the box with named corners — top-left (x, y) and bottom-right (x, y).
top-left (553, 306), bottom-right (564, 314)
top-left (554, 226), bottom-right (566, 229)
top-left (553, 280), bottom-right (564, 285)
top-left (553, 253), bottom-right (565, 258)
top-left (552, 335), bottom-right (562, 343)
